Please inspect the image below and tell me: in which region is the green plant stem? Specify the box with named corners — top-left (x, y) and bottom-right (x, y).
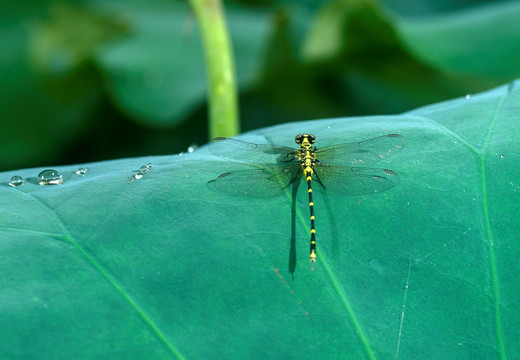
top-left (190, 0), bottom-right (239, 139)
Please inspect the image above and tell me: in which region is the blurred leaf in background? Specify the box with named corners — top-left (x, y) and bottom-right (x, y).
top-left (1, 0), bottom-right (519, 172)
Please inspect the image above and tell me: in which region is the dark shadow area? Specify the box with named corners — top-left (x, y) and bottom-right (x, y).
top-left (289, 178), bottom-right (300, 278)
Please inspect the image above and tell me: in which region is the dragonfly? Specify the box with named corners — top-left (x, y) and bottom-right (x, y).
top-left (208, 133), bottom-right (405, 268)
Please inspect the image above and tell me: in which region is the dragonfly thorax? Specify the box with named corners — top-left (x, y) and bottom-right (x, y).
top-left (295, 134), bottom-right (317, 175)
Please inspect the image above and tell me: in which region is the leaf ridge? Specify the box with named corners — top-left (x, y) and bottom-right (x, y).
top-left (480, 90), bottom-right (507, 359)
top-left (16, 190), bottom-right (186, 359)
top-left (0, 227), bottom-right (63, 238)
top-left (413, 91), bottom-right (508, 357)
top-left (319, 250), bottom-right (378, 360)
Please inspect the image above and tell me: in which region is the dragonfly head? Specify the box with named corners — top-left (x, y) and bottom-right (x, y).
top-left (295, 134), bottom-right (316, 146)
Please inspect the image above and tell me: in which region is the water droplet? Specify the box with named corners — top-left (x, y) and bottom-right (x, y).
top-left (465, 94), bottom-right (471, 99)
top-left (139, 163), bottom-right (153, 173)
top-left (9, 175), bottom-right (24, 187)
top-left (131, 172), bottom-right (144, 181)
top-left (187, 144), bottom-right (198, 153)
top-left (500, 154), bottom-right (504, 159)
top-left (75, 167), bottom-right (88, 176)
top-left (37, 169), bottom-right (63, 185)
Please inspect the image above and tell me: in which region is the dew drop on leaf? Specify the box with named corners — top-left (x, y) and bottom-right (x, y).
top-left (131, 172), bottom-right (144, 181)
top-left (75, 168), bottom-right (88, 176)
top-left (9, 175), bottom-right (24, 187)
top-left (37, 169), bottom-right (63, 185)
top-left (139, 164), bottom-right (152, 173)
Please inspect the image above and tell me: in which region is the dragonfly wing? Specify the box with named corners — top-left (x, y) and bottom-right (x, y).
top-left (209, 137), bottom-right (297, 165)
top-left (212, 164), bottom-right (301, 197)
top-left (316, 134), bottom-right (405, 166)
top-left (314, 163), bottom-right (400, 196)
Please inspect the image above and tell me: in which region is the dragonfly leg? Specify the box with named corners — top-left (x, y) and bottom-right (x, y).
top-left (283, 167), bottom-right (302, 190)
top-left (313, 167), bottom-right (327, 190)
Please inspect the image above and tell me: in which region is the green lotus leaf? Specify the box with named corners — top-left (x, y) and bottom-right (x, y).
top-left (1, 81), bottom-right (519, 359)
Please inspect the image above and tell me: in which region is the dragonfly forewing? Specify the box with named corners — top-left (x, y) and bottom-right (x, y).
top-left (316, 134), bottom-right (406, 166)
top-left (209, 138), bottom-right (298, 165)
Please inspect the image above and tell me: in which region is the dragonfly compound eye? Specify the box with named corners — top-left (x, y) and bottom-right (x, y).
top-left (295, 134), bottom-right (303, 144)
top-left (307, 134), bottom-right (316, 143)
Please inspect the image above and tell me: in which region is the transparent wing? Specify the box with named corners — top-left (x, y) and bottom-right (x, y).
top-left (209, 137), bottom-right (298, 165)
top-left (316, 134), bottom-right (405, 166)
top-left (211, 164), bottom-right (302, 197)
top-left (313, 163), bottom-right (400, 196)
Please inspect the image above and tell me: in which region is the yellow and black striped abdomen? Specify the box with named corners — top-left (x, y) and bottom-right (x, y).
top-left (295, 134), bottom-right (318, 268)
top-left (306, 168), bottom-right (317, 266)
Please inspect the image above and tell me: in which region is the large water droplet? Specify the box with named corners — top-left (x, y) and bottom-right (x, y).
top-left (9, 175), bottom-right (24, 187)
top-left (38, 169), bottom-right (63, 185)
top-left (465, 94), bottom-right (471, 99)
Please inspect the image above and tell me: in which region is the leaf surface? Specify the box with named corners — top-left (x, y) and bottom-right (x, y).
top-left (1, 81), bottom-right (520, 359)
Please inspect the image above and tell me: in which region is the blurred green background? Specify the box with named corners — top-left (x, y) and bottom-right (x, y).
top-left (1, 0), bottom-right (519, 173)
